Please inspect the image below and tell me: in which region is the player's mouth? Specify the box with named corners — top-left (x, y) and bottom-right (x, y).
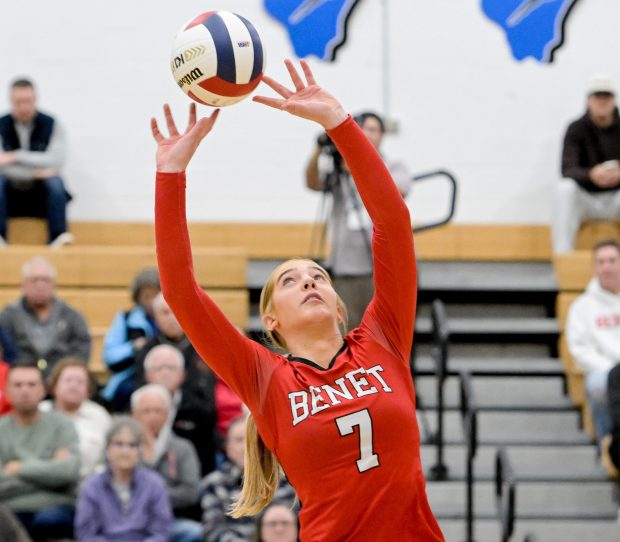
top-left (302, 292), bottom-right (324, 305)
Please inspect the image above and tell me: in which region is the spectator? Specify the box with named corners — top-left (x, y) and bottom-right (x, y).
top-left (0, 365), bottom-right (80, 541)
top-left (567, 240), bottom-right (620, 449)
top-left (0, 257), bottom-right (91, 377)
top-left (134, 292), bottom-right (204, 386)
top-left (305, 111), bottom-right (411, 327)
top-left (143, 344), bottom-right (220, 476)
top-left (40, 358), bottom-right (111, 479)
top-left (101, 268), bottom-right (159, 411)
top-left (131, 384), bottom-right (203, 542)
top-left (554, 73), bottom-right (620, 253)
top-left (0, 78), bottom-right (72, 248)
top-left (201, 417), bottom-right (295, 542)
top-left (74, 416), bottom-right (172, 542)
top-left (254, 502), bottom-right (298, 542)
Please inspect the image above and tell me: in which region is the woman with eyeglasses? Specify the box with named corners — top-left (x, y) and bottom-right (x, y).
top-left (74, 417), bottom-right (172, 542)
top-left (254, 502), bottom-right (298, 542)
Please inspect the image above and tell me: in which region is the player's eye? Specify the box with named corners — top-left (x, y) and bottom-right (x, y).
top-left (314, 273), bottom-right (326, 281)
top-left (282, 276), bottom-right (295, 285)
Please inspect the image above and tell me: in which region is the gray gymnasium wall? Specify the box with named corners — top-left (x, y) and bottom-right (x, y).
top-left (0, 0), bottom-right (618, 224)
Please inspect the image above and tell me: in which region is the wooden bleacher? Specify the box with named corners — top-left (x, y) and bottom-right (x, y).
top-left (2, 231), bottom-right (250, 381)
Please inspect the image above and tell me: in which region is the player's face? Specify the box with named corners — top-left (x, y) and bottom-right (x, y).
top-left (361, 117), bottom-right (384, 149)
top-left (265, 260), bottom-right (343, 340)
top-left (54, 365), bottom-right (89, 408)
top-left (11, 86), bottom-right (37, 123)
top-left (260, 505), bottom-right (298, 542)
top-left (588, 92), bottom-right (616, 121)
top-left (594, 246), bottom-right (620, 293)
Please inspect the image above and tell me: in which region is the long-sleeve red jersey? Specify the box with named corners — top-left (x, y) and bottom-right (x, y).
top-left (155, 116), bottom-right (444, 542)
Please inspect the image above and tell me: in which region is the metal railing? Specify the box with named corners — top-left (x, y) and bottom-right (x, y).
top-left (495, 447), bottom-right (517, 542)
top-left (426, 299), bottom-right (450, 481)
top-left (460, 370), bottom-right (478, 542)
top-left (411, 170), bottom-right (458, 233)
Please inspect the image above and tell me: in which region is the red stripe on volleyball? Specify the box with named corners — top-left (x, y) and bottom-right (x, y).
top-left (198, 75), bottom-right (263, 98)
top-left (185, 11), bottom-right (216, 30)
top-left (188, 90), bottom-right (210, 106)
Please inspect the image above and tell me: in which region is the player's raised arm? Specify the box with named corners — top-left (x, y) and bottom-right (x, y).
top-left (254, 60), bottom-right (416, 360)
top-left (152, 104), bottom-right (269, 406)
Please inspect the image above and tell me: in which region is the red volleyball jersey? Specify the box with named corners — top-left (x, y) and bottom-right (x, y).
top-left (155, 117), bottom-right (444, 542)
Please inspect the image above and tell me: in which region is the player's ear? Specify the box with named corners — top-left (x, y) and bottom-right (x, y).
top-left (262, 313), bottom-right (278, 333)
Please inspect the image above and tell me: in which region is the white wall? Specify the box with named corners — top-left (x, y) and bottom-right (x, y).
top-left (1, 0), bottom-right (618, 224)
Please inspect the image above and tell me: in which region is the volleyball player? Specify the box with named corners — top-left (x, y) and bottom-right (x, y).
top-left (151, 60), bottom-right (444, 541)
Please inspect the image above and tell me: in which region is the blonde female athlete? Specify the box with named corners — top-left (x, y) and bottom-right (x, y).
top-left (152, 60), bottom-right (444, 542)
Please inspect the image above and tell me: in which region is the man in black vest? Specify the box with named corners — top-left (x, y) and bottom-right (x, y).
top-left (0, 78), bottom-right (72, 247)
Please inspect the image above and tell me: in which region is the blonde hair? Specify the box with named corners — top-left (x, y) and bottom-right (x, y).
top-left (229, 414), bottom-right (280, 518)
top-left (231, 260), bottom-right (348, 518)
top-left (259, 259), bottom-right (348, 349)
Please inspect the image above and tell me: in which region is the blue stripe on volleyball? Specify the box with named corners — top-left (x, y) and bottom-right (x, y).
top-left (237, 14), bottom-right (263, 82)
top-left (204, 13), bottom-right (236, 83)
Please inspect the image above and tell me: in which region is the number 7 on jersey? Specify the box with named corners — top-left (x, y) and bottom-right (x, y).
top-left (335, 409), bottom-right (380, 473)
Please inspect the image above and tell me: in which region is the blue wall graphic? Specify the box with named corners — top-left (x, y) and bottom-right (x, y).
top-left (264, 0), bottom-right (361, 61)
top-left (481, 0), bottom-right (581, 63)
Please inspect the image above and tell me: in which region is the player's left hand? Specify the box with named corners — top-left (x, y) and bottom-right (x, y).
top-left (254, 59), bottom-right (348, 131)
top-left (151, 103), bottom-right (220, 173)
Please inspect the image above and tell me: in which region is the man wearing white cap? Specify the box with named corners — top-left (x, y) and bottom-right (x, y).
top-left (554, 73), bottom-right (620, 253)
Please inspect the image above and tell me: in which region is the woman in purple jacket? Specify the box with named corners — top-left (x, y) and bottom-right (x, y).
top-left (75, 417), bottom-right (172, 542)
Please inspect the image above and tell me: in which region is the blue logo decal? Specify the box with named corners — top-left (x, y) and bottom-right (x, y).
top-left (481, 0), bottom-right (581, 63)
top-left (265, 0), bottom-right (362, 61)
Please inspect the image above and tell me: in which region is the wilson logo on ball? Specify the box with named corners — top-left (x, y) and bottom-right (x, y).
top-left (170, 10), bottom-right (266, 107)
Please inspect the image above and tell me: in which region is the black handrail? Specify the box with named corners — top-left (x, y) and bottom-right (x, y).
top-left (427, 299), bottom-right (450, 481)
top-left (495, 447), bottom-right (517, 542)
top-left (460, 370), bottom-right (478, 542)
top-left (411, 170), bottom-right (458, 233)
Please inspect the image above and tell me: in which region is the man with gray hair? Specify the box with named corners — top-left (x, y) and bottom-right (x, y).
top-left (144, 344), bottom-right (219, 476)
top-left (131, 383), bottom-right (204, 542)
top-left (0, 257), bottom-right (90, 376)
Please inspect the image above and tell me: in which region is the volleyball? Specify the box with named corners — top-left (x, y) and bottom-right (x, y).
top-left (170, 11), bottom-right (265, 107)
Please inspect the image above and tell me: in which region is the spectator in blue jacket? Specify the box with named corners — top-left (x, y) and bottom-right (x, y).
top-left (101, 269), bottom-right (159, 411)
top-left (74, 416), bottom-right (172, 542)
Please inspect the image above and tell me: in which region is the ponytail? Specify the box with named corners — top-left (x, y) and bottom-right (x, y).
top-left (229, 414), bottom-right (280, 518)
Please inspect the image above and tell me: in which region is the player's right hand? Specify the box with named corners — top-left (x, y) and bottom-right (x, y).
top-left (151, 103), bottom-right (219, 173)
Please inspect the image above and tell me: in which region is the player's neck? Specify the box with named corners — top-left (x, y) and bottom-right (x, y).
top-left (286, 331), bottom-right (344, 369)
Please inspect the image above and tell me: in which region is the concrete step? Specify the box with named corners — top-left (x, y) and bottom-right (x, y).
top-left (414, 316), bottom-right (559, 337)
top-left (414, 356), bottom-right (564, 377)
top-left (436, 519), bottom-right (620, 542)
top-left (427, 481), bottom-right (617, 520)
top-left (420, 445), bottom-right (607, 482)
top-left (415, 375), bottom-right (573, 412)
top-left (419, 411), bottom-right (587, 446)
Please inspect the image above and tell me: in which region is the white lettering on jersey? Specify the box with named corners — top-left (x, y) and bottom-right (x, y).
top-left (287, 365), bottom-right (393, 426)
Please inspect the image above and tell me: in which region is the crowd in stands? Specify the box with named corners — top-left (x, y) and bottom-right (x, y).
top-left (0, 260), bottom-right (298, 541)
top-left (1, 70), bottom-right (619, 539)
